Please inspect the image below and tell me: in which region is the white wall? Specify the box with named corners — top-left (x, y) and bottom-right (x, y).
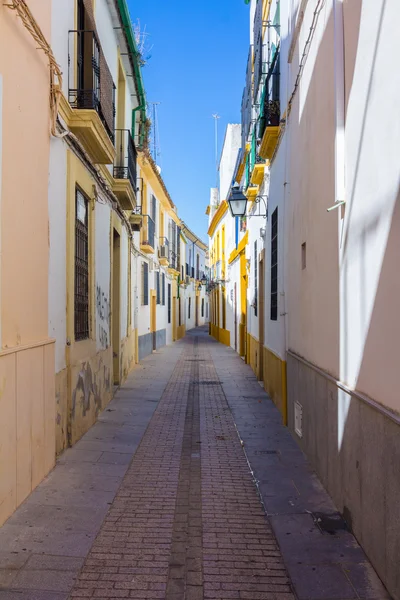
top-left (219, 124), bottom-right (241, 201)
top-left (95, 0), bottom-right (118, 85)
top-left (51, 0), bottom-right (74, 99)
top-left (48, 137), bottom-right (67, 372)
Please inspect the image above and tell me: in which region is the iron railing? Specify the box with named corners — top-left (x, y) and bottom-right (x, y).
top-left (68, 30), bottom-right (116, 142)
top-left (170, 250), bottom-right (177, 271)
top-left (258, 50), bottom-right (280, 140)
top-left (159, 237), bottom-right (169, 260)
top-left (114, 129), bottom-right (137, 191)
top-left (142, 215), bottom-right (155, 249)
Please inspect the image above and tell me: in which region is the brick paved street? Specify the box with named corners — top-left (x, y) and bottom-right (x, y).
top-left (0, 328), bottom-right (390, 600)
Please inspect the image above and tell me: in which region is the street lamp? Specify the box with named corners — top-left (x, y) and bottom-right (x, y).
top-left (227, 184), bottom-right (248, 218)
top-left (201, 276), bottom-right (207, 286)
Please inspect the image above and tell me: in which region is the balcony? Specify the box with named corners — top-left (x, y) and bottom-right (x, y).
top-left (258, 58), bottom-right (280, 161)
top-left (141, 215), bottom-right (155, 254)
top-left (159, 237), bottom-right (169, 266)
top-left (129, 206), bottom-right (143, 232)
top-left (113, 129), bottom-right (137, 210)
top-left (250, 156), bottom-right (267, 186)
top-left (68, 30), bottom-right (116, 164)
top-left (169, 250), bottom-right (178, 272)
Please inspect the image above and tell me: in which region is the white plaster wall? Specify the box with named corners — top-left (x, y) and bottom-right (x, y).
top-left (48, 137), bottom-right (67, 372)
top-left (219, 125), bottom-right (241, 201)
top-left (95, 0), bottom-right (118, 85)
top-left (95, 200), bottom-right (111, 352)
top-left (120, 226), bottom-right (129, 340)
top-left (51, 0), bottom-right (74, 98)
top-left (131, 249), bottom-right (137, 330)
top-left (340, 0), bottom-right (400, 413)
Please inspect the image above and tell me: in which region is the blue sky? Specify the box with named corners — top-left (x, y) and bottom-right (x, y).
top-left (128, 0), bottom-right (250, 241)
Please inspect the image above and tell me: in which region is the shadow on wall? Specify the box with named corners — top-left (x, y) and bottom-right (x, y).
top-left (286, 0), bottom-right (400, 599)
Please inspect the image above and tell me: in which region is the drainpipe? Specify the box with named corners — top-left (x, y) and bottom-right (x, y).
top-left (115, 0), bottom-right (147, 148)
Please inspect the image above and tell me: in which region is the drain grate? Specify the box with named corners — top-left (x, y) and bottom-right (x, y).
top-left (313, 512), bottom-right (348, 535)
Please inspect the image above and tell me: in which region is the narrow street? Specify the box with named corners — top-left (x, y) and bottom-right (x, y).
top-left (0, 329), bottom-right (388, 600)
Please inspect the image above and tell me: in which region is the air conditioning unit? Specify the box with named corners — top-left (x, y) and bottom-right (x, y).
top-left (185, 275), bottom-right (190, 286)
top-left (159, 245), bottom-right (168, 259)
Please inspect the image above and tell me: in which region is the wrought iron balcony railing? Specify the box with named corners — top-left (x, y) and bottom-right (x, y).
top-left (170, 250), bottom-right (177, 271)
top-left (68, 30), bottom-right (116, 142)
top-left (142, 215), bottom-right (155, 249)
top-left (159, 237), bottom-right (169, 261)
top-left (258, 51), bottom-right (280, 141)
top-left (114, 129), bottom-right (137, 191)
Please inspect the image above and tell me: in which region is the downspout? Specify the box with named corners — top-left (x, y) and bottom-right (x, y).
top-left (116, 0), bottom-right (147, 147)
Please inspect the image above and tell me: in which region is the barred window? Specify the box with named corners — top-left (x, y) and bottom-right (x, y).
top-left (188, 297), bottom-right (191, 319)
top-left (201, 298), bottom-right (204, 317)
top-left (74, 187), bottom-right (89, 341)
top-left (270, 208), bottom-right (278, 320)
top-left (142, 262), bottom-right (149, 305)
top-left (162, 273), bottom-right (166, 305)
top-left (167, 283), bottom-right (171, 323)
top-left (156, 271), bottom-right (160, 304)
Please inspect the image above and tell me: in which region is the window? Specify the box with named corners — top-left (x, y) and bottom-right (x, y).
top-left (167, 283), bottom-right (171, 323)
top-left (254, 241), bottom-right (258, 317)
top-left (142, 262), bottom-right (149, 305)
top-left (270, 208), bottom-right (278, 320)
top-left (156, 271), bottom-right (160, 304)
top-left (162, 273), bottom-right (165, 305)
top-left (201, 298), bottom-right (204, 317)
top-left (181, 265), bottom-right (184, 280)
top-left (188, 297), bottom-right (191, 319)
top-left (74, 188), bottom-right (89, 341)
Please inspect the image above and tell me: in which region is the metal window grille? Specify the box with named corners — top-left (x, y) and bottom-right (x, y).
top-left (74, 188), bottom-right (89, 341)
top-left (188, 297), bottom-right (191, 320)
top-left (162, 274), bottom-right (166, 306)
top-left (142, 262), bottom-right (149, 306)
top-left (270, 208), bottom-right (278, 320)
top-left (168, 283), bottom-right (171, 323)
top-left (201, 298), bottom-right (204, 317)
top-left (254, 241), bottom-right (258, 316)
top-left (156, 271), bottom-right (160, 304)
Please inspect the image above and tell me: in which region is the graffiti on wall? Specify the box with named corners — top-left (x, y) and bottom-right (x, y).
top-left (96, 284), bottom-right (110, 348)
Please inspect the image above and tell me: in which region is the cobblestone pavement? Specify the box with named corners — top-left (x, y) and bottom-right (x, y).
top-left (0, 327), bottom-right (390, 600)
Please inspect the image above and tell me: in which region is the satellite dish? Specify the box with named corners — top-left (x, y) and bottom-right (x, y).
top-left (156, 165), bottom-right (161, 174)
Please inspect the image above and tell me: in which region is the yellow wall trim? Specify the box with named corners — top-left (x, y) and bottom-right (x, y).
top-left (263, 345), bottom-right (287, 426)
top-left (210, 324), bottom-right (230, 347)
top-left (207, 201), bottom-right (228, 237)
top-left (228, 231), bottom-right (249, 264)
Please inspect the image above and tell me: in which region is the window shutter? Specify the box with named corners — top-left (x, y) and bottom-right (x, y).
top-left (156, 272), bottom-right (160, 304)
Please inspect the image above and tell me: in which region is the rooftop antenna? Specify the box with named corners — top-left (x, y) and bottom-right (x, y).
top-left (212, 113), bottom-right (220, 188)
top-left (148, 101), bottom-right (161, 162)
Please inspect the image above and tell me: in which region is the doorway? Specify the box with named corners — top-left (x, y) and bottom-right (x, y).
top-left (234, 282), bottom-right (237, 351)
top-left (112, 229), bottom-right (121, 385)
top-left (258, 253), bottom-right (265, 381)
top-left (150, 291), bottom-right (156, 350)
top-left (172, 296), bottom-right (177, 341)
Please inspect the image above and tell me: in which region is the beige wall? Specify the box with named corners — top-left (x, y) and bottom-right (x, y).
top-left (0, 0), bottom-right (55, 526)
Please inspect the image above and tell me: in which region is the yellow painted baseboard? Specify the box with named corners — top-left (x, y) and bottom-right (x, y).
top-left (210, 323), bottom-right (230, 347)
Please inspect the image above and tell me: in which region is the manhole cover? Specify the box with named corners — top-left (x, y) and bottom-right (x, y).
top-left (313, 512), bottom-right (348, 535)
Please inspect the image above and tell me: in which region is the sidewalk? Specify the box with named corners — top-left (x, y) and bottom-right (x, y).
top-left (0, 327), bottom-right (390, 600)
